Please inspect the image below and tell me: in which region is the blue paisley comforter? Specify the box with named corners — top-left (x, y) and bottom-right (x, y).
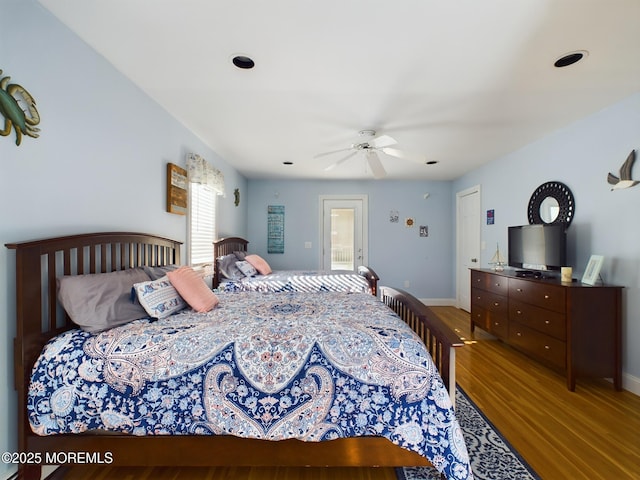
top-left (29, 291), bottom-right (472, 480)
top-left (220, 270), bottom-right (371, 293)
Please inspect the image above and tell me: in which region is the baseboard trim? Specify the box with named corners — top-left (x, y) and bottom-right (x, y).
top-left (621, 372), bottom-right (640, 396)
top-left (420, 298), bottom-right (457, 306)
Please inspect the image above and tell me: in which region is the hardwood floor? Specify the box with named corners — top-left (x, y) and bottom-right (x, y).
top-left (433, 306), bottom-right (640, 480)
top-left (51, 307), bottom-right (640, 480)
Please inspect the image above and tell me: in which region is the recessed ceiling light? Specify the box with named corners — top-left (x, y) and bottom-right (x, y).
top-left (554, 50), bottom-right (588, 68)
top-left (232, 55), bottom-right (255, 69)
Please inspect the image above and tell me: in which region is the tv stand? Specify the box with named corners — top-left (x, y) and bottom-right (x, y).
top-left (470, 268), bottom-right (622, 391)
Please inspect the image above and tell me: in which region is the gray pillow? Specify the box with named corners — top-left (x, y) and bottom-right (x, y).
top-left (58, 268), bottom-right (152, 333)
top-left (217, 254), bottom-right (245, 280)
top-left (143, 264), bottom-right (179, 280)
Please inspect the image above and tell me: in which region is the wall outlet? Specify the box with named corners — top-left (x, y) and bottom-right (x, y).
top-left (304, 241), bottom-right (312, 249)
top-left (404, 280), bottom-right (410, 288)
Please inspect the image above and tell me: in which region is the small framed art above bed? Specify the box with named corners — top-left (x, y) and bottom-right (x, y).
top-left (6, 232), bottom-right (470, 480)
top-left (213, 237), bottom-right (380, 295)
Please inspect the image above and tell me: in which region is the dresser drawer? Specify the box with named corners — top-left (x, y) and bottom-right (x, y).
top-left (509, 299), bottom-right (566, 340)
top-left (471, 305), bottom-right (489, 331)
top-left (471, 305), bottom-right (508, 339)
top-left (488, 315), bottom-right (508, 339)
top-left (471, 270), bottom-right (508, 295)
top-left (472, 288), bottom-right (508, 314)
top-left (508, 278), bottom-right (565, 313)
top-left (509, 322), bottom-right (566, 369)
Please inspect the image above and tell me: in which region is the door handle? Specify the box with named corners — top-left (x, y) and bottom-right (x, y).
top-left (471, 258), bottom-right (478, 263)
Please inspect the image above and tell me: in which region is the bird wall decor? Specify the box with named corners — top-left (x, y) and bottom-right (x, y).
top-left (607, 149), bottom-right (638, 190)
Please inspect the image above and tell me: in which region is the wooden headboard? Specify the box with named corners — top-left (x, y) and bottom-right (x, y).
top-left (213, 236), bottom-right (249, 288)
top-left (5, 232), bottom-right (182, 464)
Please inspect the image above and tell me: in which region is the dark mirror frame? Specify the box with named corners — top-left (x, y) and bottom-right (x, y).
top-left (527, 181), bottom-right (575, 226)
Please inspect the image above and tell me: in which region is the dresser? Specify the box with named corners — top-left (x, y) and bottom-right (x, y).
top-left (470, 268), bottom-right (622, 391)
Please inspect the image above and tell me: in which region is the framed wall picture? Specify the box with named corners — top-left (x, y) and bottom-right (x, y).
top-left (166, 163), bottom-right (187, 215)
top-left (581, 255), bottom-right (604, 285)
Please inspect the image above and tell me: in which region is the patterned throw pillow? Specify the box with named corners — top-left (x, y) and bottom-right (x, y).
top-left (235, 260), bottom-right (258, 277)
top-left (133, 275), bottom-right (187, 319)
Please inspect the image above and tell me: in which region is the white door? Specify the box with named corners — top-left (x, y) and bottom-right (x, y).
top-left (456, 185), bottom-right (481, 311)
top-left (320, 195), bottom-right (368, 271)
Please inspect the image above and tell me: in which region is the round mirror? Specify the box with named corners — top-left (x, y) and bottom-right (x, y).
top-left (539, 196), bottom-right (560, 223)
top-left (528, 181), bottom-right (575, 226)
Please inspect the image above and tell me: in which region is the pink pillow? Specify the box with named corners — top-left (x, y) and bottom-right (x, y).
top-left (244, 254), bottom-right (272, 275)
top-left (166, 266), bottom-right (219, 312)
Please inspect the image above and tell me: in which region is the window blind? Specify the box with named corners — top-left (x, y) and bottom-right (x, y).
top-left (188, 182), bottom-right (217, 265)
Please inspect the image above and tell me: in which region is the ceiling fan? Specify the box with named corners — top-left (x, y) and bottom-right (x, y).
top-left (314, 130), bottom-right (428, 179)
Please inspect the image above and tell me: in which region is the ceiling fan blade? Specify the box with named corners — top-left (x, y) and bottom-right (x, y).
top-left (314, 147), bottom-right (353, 159)
top-left (381, 147), bottom-right (428, 164)
top-left (371, 134), bottom-right (397, 149)
top-left (365, 150), bottom-right (387, 179)
top-left (324, 150), bottom-right (358, 171)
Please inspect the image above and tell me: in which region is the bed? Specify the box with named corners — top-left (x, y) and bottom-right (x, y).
top-left (213, 237), bottom-right (380, 295)
top-left (6, 232), bottom-right (470, 480)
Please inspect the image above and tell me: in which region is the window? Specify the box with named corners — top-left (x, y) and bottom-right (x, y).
top-left (188, 182), bottom-right (217, 265)
top-left (185, 153), bottom-right (225, 266)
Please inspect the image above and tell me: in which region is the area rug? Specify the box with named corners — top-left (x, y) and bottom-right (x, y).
top-left (397, 386), bottom-right (540, 480)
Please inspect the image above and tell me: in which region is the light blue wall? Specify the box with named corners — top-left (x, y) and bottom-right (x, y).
top-left (247, 180), bottom-right (455, 299)
top-left (453, 93), bottom-right (640, 385)
top-left (1, 4), bottom-right (639, 476)
top-left (0, 1), bottom-right (247, 476)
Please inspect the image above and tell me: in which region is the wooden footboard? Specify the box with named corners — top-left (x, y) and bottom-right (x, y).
top-left (380, 286), bottom-right (464, 404)
top-left (6, 232), bottom-right (462, 480)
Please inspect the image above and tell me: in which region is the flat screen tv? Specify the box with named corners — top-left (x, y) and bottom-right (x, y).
top-left (508, 224), bottom-right (567, 272)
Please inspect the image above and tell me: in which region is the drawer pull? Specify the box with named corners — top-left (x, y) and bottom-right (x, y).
top-left (517, 288), bottom-right (523, 292)
top-left (545, 320), bottom-right (550, 324)
top-left (495, 282), bottom-right (501, 287)
top-left (516, 332), bottom-right (522, 336)
top-left (494, 322), bottom-right (500, 326)
top-left (494, 302), bottom-right (500, 306)
top-left (516, 310), bottom-right (522, 315)
top-left (544, 294), bottom-right (550, 299)
top-left (544, 345), bottom-right (550, 350)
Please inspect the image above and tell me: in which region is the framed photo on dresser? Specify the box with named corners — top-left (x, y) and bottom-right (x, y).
top-left (581, 255), bottom-right (604, 285)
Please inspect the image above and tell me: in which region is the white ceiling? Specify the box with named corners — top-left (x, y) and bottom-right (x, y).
top-left (38, 0), bottom-right (640, 181)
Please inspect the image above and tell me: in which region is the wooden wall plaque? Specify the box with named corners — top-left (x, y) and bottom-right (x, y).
top-left (167, 163), bottom-right (187, 215)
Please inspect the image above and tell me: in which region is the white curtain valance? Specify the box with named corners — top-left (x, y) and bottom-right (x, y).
top-left (186, 153), bottom-right (225, 196)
